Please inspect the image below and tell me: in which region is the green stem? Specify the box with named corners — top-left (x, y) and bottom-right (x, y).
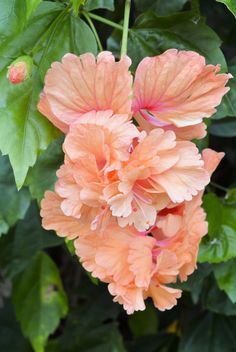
top-left (120, 0), bottom-right (131, 57)
top-left (210, 182), bottom-right (228, 192)
top-left (83, 12), bottom-right (103, 52)
top-left (82, 11), bottom-right (123, 31)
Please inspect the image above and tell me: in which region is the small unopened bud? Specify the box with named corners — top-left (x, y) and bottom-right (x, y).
top-left (7, 56), bottom-right (33, 84)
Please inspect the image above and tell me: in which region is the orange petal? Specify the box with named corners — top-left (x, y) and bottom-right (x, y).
top-left (40, 191), bottom-right (81, 239)
top-left (38, 52), bottom-right (132, 131)
top-left (202, 148), bottom-right (225, 176)
top-left (148, 283), bottom-right (182, 311)
top-left (133, 49), bottom-right (231, 127)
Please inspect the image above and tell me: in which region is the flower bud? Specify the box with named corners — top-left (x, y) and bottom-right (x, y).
top-left (7, 56), bottom-right (33, 84)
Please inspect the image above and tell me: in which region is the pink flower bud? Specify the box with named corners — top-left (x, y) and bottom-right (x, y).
top-left (7, 56), bottom-right (33, 84)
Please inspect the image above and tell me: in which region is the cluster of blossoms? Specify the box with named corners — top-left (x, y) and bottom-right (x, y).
top-left (40, 49), bottom-right (230, 314)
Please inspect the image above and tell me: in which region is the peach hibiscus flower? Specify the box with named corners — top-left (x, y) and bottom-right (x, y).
top-left (74, 220), bottom-right (182, 314)
top-left (72, 149), bottom-right (223, 314)
top-left (39, 47), bottom-right (227, 314)
top-left (73, 194), bottom-right (207, 314)
top-left (38, 49), bottom-right (231, 139)
top-left (153, 148), bottom-right (224, 281)
top-left (40, 124), bottom-right (223, 314)
top-left (106, 128), bottom-right (209, 231)
top-left (38, 52), bottom-right (132, 133)
top-left (42, 113), bottom-right (210, 233)
top-left (132, 49), bottom-right (231, 139)
top-left (41, 110), bottom-right (139, 233)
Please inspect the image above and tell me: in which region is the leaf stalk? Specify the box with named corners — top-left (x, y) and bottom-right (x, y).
top-left (120, 0), bottom-right (131, 57)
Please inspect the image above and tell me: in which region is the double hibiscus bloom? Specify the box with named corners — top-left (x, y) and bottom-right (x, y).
top-left (39, 49), bottom-right (230, 314)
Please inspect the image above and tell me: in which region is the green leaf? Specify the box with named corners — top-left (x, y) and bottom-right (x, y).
top-left (128, 333), bottom-right (177, 352)
top-left (0, 2), bottom-right (65, 189)
top-left (26, 137), bottom-right (64, 202)
top-left (0, 2), bottom-right (64, 72)
top-left (84, 0), bottom-right (115, 11)
top-left (201, 275), bottom-right (236, 316)
top-left (77, 276), bottom-right (121, 324)
top-left (26, 0), bottom-right (42, 19)
top-left (128, 304), bottom-right (158, 337)
top-left (37, 13), bottom-right (97, 78)
top-left (217, 0), bottom-right (236, 17)
top-left (0, 71), bottom-right (59, 189)
top-left (198, 193), bottom-right (236, 263)
top-left (209, 117), bottom-right (236, 137)
top-left (0, 3), bottom-right (97, 189)
top-left (0, 302), bottom-right (31, 352)
top-left (13, 252), bottom-right (68, 352)
top-left (202, 193), bottom-right (223, 237)
top-left (179, 313), bottom-right (236, 352)
top-left (214, 259), bottom-right (236, 303)
top-left (0, 154), bottom-right (30, 236)
top-left (0, 202), bottom-right (63, 278)
top-left (173, 263), bottom-right (212, 304)
top-left (48, 322), bottom-right (125, 352)
top-left (199, 225), bottom-right (236, 263)
top-left (128, 12), bottom-right (227, 70)
top-left (226, 188), bottom-right (236, 205)
top-left (0, 0), bottom-right (26, 39)
top-left (134, 0), bottom-right (188, 15)
top-left (212, 64), bottom-right (236, 119)
top-left (47, 279), bottom-right (124, 351)
top-left (175, 268), bottom-right (236, 316)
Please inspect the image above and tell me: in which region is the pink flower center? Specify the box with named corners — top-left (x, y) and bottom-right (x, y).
top-left (140, 109), bottom-right (171, 127)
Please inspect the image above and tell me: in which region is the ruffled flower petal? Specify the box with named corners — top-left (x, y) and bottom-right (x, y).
top-left (133, 49), bottom-right (231, 127)
top-left (41, 191), bottom-right (84, 239)
top-left (148, 284), bottom-right (182, 311)
top-left (38, 52), bottom-right (132, 132)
